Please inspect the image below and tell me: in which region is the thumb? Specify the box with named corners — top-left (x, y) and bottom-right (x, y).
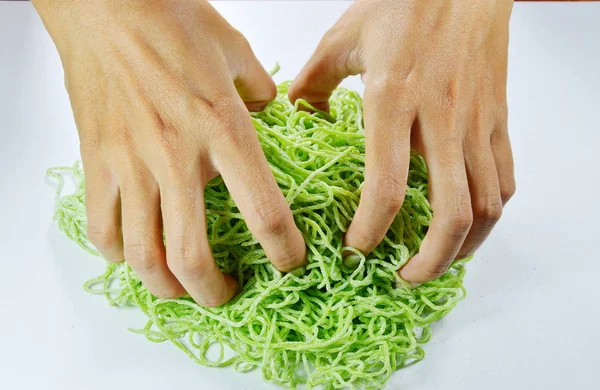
top-left (231, 37), bottom-right (278, 112)
top-left (288, 28), bottom-right (361, 111)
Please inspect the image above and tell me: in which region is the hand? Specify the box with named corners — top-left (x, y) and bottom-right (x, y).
top-left (34, 0), bottom-right (306, 306)
top-left (289, 0), bottom-right (516, 285)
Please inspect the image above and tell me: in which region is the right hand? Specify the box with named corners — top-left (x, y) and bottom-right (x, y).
top-left (33, 0), bottom-right (307, 306)
top-left (289, 0), bottom-right (515, 286)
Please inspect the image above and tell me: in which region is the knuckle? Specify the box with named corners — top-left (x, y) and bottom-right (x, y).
top-left (475, 197), bottom-right (503, 226)
top-left (271, 244), bottom-right (306, 273)
top-left (204, 111), bottom-right (244, 150)
top-left (151, 132), bottom-right (201, 182)
top-left (150, 109), bottom-right (201, 165)
top-left (253, 203), bottom-right (289, 238)
top-left (501, 180), bottom-right (516, 204)
top-left (353, 228), bottom-right (384, 252)
top-left (208, 121), bottom-right (237, 148)
top-left (262, 79), bottom-right (277, 102)
top-left (154, 123), bottom-right (186, 161)
top-left (87, 224), bottom-right (119, 251)
top-left (124, 243), bottom-right (159, 274)
top-left (167, 246), bottom-right (208, 278)
top-left (322, 25), bottom-right (342, 43)
top-left (436, 132), bottom-right (463, 148)
top-left (425, 262), bottom-right (452, 280)
top-left (309, 27), bottom-right (358, 84)
top-left (469, 103), bottom-right (490, 133)
top-left (496, 101), bottom-right (509, 125)
top-left (369, 73), bottom-right (417, 105)
top-left (443, 203), bottom-right (473, 237)
top-left (198, 93), bottom-right (230, 117)
top-left (441, 79), bottom-right (461, 111)
top-left (318, 25), bottom-right (346, 54)
top-left (369, 173), bottom-right (406, 211)
top-left (230, 28), bottom-right (252, 51)
top-left (156, 124), bottom-right (182, 155)
top-left (118, 158), bottom-right (148, 184)
top-left (449, 213), bottom-right (473, 236)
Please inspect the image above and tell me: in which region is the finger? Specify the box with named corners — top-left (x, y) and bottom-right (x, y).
top-left (491, 122), bottom-right (516, 205)
top-left (211, 102), bottom-right (307, 273)
top-left (161, 172), bottom-right (238, 307)
top-left (400, 134), bottom-right (472, 284)
top-left (288, 27), bottom-right (361, 110)
top-left (231, 37), bottom-right (277, 112)
top-left (83, 159), bottom-right (124, 262)
top-left (344, 83), bottom-right (416, 255)
top-left (457, 138), bottom-right (502, 259)
top-left (120, 163), bottom-right (185, 299)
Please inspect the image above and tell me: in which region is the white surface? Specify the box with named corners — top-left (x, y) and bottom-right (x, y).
top-left (1, 2), bottom-right (599, 389)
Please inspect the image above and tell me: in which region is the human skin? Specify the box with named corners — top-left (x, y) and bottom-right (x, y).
top-left (289, 0), bottom-right (516, 285)
top-left (31, 0), bottom-right (307, 307)
top-left (32, 0), bottom-right (516, 304)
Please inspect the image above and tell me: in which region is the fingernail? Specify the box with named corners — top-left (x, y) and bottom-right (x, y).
top-left (398, 257), bottom-right (422, 289)
top-left (343, 254), bottom-right (362, 269)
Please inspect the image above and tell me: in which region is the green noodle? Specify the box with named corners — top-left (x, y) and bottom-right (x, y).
top-left (47, 81), bottom-right (469, 390)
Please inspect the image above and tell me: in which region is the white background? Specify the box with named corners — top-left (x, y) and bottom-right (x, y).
top-left (1, 1), bottom-right (599, 389)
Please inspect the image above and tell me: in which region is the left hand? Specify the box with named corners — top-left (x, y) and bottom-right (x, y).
top-left (289, 0), bottom-right (516, 285)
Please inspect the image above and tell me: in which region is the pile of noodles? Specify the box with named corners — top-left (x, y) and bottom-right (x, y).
top-left (48, 81), bottom-right (468, 390)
